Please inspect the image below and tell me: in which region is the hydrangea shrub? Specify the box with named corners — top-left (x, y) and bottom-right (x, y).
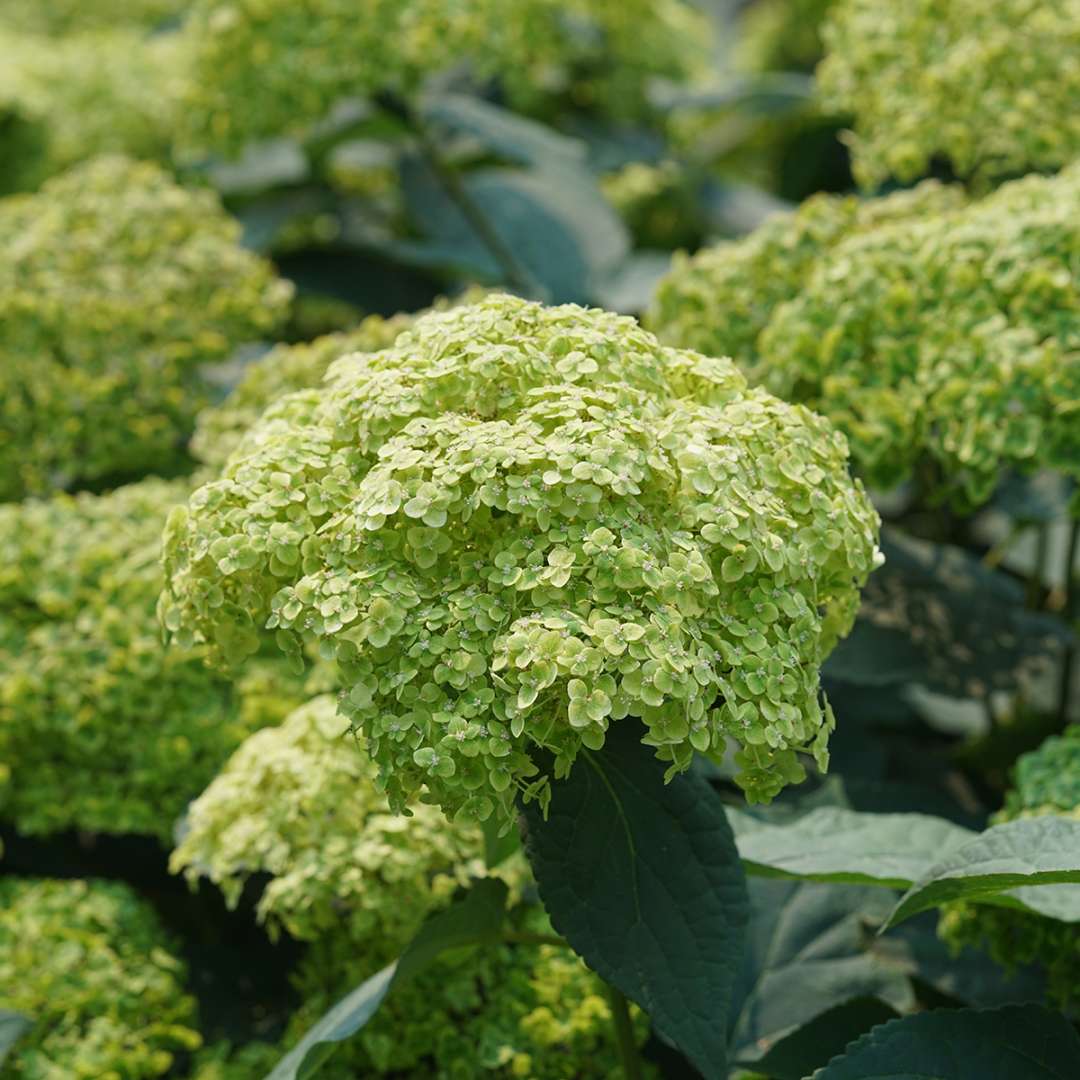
top-left (162, 294), bottom-right (881, 822)
top-left (939, 726), bottom-right (1080, 1010)
top-left (0, 155), bottom-right (290, 500)
top-left (180, 0), bottom-right (710, 153)
top-left (651, 164), bottom-right (1080, 504)
top-left (0, 478), bottom-right (308, 840)
top-left (0, 28), bottom-right (185, 192)
top-left (0, 877), bottom-right (201, 1079)
top-left (818, 0), bottom-right (1080, 189)
top-left (173, 695), bottom-right (651, 1077)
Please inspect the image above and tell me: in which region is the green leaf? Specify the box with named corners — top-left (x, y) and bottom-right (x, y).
top-left (749, 997), bottom-right (900, 1080)
top-left (731, 807), bottom-right (975, 888)
top-left (825, 528), bottom-right (1071, 697)
top-left (422, 93), bottom-right (584, 168)
top-left (265, 878), bottom-right (509, 1080)
top-left (519, 721), bottom-right (748, 1080)
top-left (814, 1004), bottom-right (1080, 1079)
top-left (728, 880), bottom-right (912, 1066)
top-left (0, 1011), bottom-right (31, 1067)
top-left (886, 817), bottom-right (1080, 928)
top-left (482, 814), bottom-right (520, 869)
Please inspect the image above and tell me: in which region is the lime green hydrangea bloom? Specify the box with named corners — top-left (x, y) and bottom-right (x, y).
top-left (939, 726), bottom-right (1080, 1010)
top-left (163, 294), bottom-right (880, 819)
top-left (0, 155), bottom-right (290, 500)
top-left (192, 290), bottom-right (486, 469)
top-left (174, 695), bottom-right (652, 1078)
top-left (648, 180), bottom-right (965, 373)
top-left (818, 0), bottom-right (1080, 190)
top-left (651, 165), bottom-right (1080, 504)
top-left (0, 0), bottom-right (185, 34)
top-left (0, 28), bottom-right (186, 193)
top-left (180, 0), bottom-right (710, 154)
top-left (0, 877), bottom-right (201, 1080)
top-left (0, 478), bottom-right (308, 840)
top-left (171, 695), bottom-right (486, 946)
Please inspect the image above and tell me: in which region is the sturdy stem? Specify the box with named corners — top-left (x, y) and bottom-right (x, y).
top-left (1057, 516), bottom-right (1080, 726)
top-left (376, 92), bottom-right (539, 297)
top-left (603, 982), bottom-right (645, 1080)
top-left (1027, 524), bottom-right (1051, 609)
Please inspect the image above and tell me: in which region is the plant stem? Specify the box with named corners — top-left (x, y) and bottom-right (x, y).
top-left (1056, 516), bottom-right (1080, 726)
top-left (603, 982), bottom-right (645, 1080)
top-left (1027, 523), bottom-right (1050, 609)
top-left (376, 91), bottom-right (539, 296)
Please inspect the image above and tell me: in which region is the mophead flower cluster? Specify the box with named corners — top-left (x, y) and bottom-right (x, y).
top-left (818, 0), bottom-right (1080, 189)
top-left (163, 294), bottom-right (880, 823)
top-left (0, 155), bottom-right (290, 500)
top-left (651, 165), bottom-right (1080, 506)
top-left (0, 478), bottom-right (307, 839)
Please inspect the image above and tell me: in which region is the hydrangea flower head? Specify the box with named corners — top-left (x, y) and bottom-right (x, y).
top-left (163, 294), bottom-right (881, 822)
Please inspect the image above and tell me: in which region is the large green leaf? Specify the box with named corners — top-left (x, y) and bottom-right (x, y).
top-left (265, 878), bottom-right (509, 1080)
top-left (520, 722), bottom-right (748, 1080)
top-left (886, 817), bottom-right (1080, 927)
top-left (825, 528), bottom-right (1071, 697)
top-left (749, 997), bottom-right (900, 1080)
top-left (728, 880), bottom-right (912, 1066)
top-left (731, 807), bottom-right (975, 888)
top-left (422, 93), bottom-right (584, 168)
top-left (814, 1004), bottom-right (1080, 1079)
top-left (0, 1012), bottom-right (30, 1067)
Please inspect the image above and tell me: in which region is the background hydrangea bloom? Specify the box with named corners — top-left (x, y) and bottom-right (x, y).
top-left (939, 726), bottom-right (1080, 1010)
top-left (650, 164), bottom-right (1080, 505)
top-left (173, 695), bottom-right (653, 1078)
top-left (179, 0), bottom-right (711, 153)
top-left (818, 0), bottom-right (1080, 189)
top-left (0, 155), bottom-right (291, 500)
top-left (0, 478), bottom-right (310, 840)
top-left (0, 877), bottom-right (201, 1079)
top-left (162, 294), bottom-right (880, 821)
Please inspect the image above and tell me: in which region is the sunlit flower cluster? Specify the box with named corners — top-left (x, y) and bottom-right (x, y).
top-left (651, 165), bottom-right (1080, 505)
top-left (163, 294), bottom-right (880, 820)
top-left (818, 0), bottom-right (1080, 189)
top-left (0, 155), bottom-right (290, 500)
top-left (0, 877), bottom-right (201, 1079)
top-left (0, 478), bottom-right (308, 840)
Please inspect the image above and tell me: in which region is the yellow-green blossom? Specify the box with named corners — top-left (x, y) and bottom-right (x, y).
top-left (818, 0), bottom-right (1080, 189)
top-left (0, 155), bottom-right (290, 500)
top-left (651, 166), bottom-right (1080, 505)
top-left (0, 877), bottom-right (201, 1080)
top-left (0, 478), bottom-right (308, 840)
top-left (180, 0), bottom-right (711, 153)
top-left (163, 293), bottom-right (881, 819)
top-left (0, 29), bottom-right (186, 192)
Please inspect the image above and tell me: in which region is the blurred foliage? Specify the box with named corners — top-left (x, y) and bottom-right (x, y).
top-left (940, 727), bottom-right (1080, 1011)
top-left (819, 0), bottom-right (1080, 190)
top-left (0, 0), bottom-right (185, 34)
top-left (0, 478), bottom-right (310, 840)
top-left (0, 29), bottom-right (186, 193)
top-left (0, 156), bottom-right (289, 501)
top-left (0, 877), bottom-right (201, 1079)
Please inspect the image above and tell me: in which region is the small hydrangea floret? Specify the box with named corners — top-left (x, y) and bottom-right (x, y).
top-left (163, 295), bottom-right (881, 823)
